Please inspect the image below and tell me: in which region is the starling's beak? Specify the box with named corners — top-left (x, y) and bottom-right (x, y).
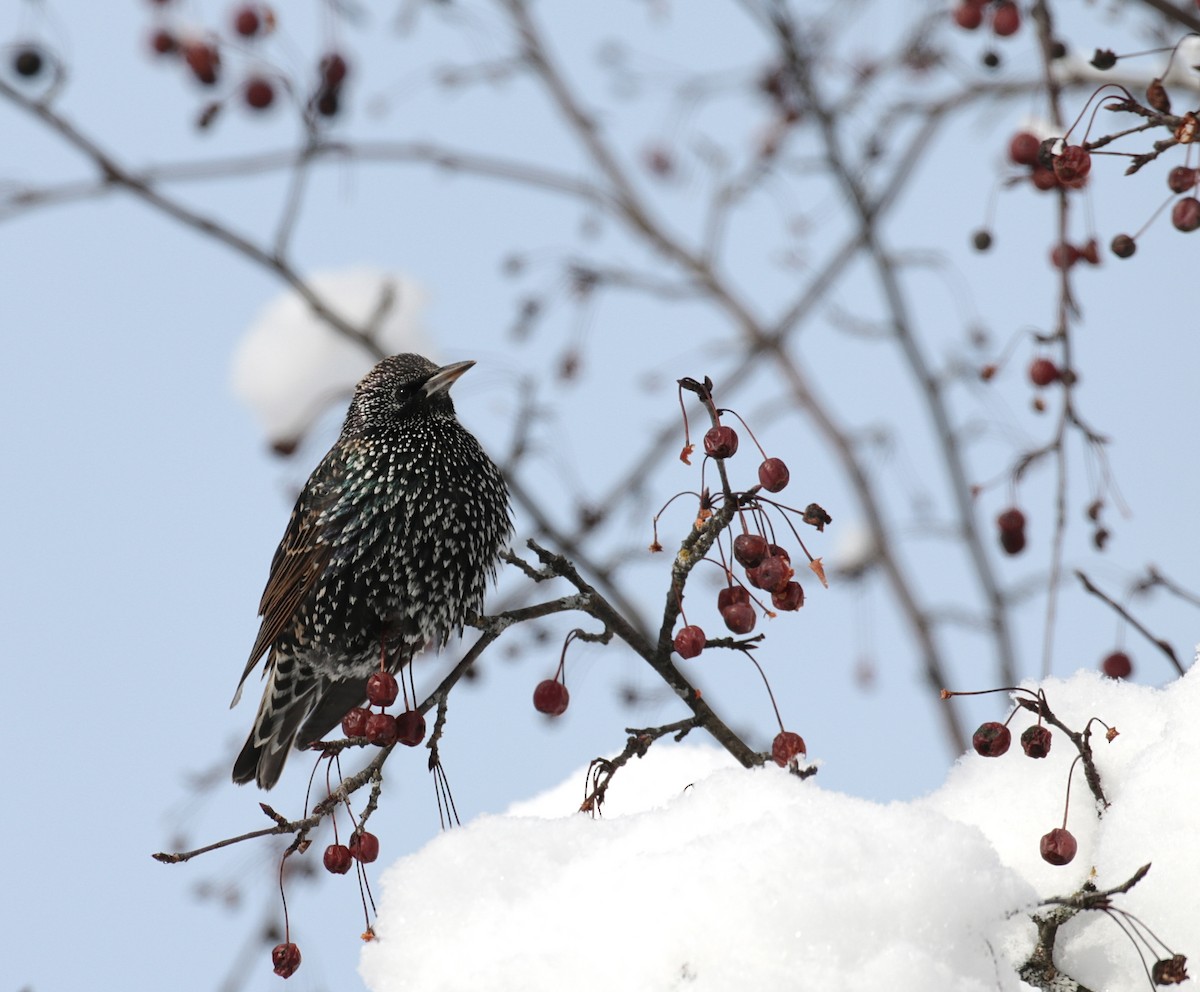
top-left (422, 360), bottom-right (475, 398)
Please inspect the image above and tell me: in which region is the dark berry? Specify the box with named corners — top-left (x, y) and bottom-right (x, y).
top-left (1079, 239), bottom-right (1100, 265)
top-left (733, 533), bottom-right (768, 568)
top-left (1030, 165), bottom-right (1059, 191)
top-left (396, 709), bottom-right (426, 746)
top-left (1052, 146), bottom-right (1091, 187)
top-left (1151, 956), bottom-right (1189, 985)
top-left (320, 52), bottom-right (348, 86)
top-left (272, 943), bottom-right (301, 979)
top-left (349, 830), bottom-right (380, 863)
top-left (1029, 358), bottom-right (1059, 387)
top-left (1101, 651), bottom-right (1132, 679)
top-left (999, 528), bottom-right (1026, 555)
top-left (234, 5), bottom-right (262, 37)
top-left (1110, 234), bottom-right (1136, 258)
top-left (758, 457), bottom-right (790, 492)
top-left (1172, 197), bottom-right (1200, 233)
top-left (673, 625), bottom-right (706, 659)
top-left (150, 30), bottom-right (178, 56)
top-left (365, 712), bottom-right (398, 746)
top-left (972, 230), bottom-right (993, 252)
top-left (341, 706), bottom-right (371, 738)
top-left (1090, 48), bottom-right (1117, 70)
top-left (972, 721), bottom-right (1011, 757)
top-left (366, 671), bottom-right (399, 708)
top-left (771, 730), bottom-right (806, 766)
top-left (1146, 78), bottom-right (1171, 114)
top-left (703, 425), bottom-right (739, 459)
top-left (323, 843), bottom-right (353, 874)
top-left (771, 581), bottom-right (805, 611)
top-left (315, 86), bottom-right (340, 117)
top-left (183, 41), bottom-right (220, 85)
top-left (981, 50), bottom-right (1001, 69)
top-left (996, 508), bottom-right (1026, 533)
top-left (721, 602), bottom-right (757, 634)
top-left (1009, 131), bottom-right (1041, 166)
top-left (244, 76), bottom-right (275, 110)
top-left (749, 555), bottom-right (792, 594)
top-left (1050, 243), bottom-right (1079, 270)
top-left (1168, 166), bottom-right (1197, 194)
top-left (991, 1), bottom-right (1020, 36)
top-left (952, 2), bottom-right (983, 30)
top-left (1021, 724), bottom-right (1052, 758)
top-left (533, 679), bottom-right (569, 716)
top-left (13, 46), bottom-right (43, 78)
top-left (717, 585), bottom-right (750, 612)
top-left (1039, 827), bottom-right (1078, 866)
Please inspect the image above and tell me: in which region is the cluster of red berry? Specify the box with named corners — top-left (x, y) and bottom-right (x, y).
top-left (143, 0), bottom-right (349, 119)
top-left (340, 670), bottom-right (427, 749)
top-left (951, 0), bottom-right (1020, 37)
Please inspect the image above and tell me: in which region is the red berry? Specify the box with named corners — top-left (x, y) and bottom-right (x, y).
top-left (1030, 165), bottom-right (1059, 191)
top-left (1039, 827), bottom-right (1078, 865)
top-left (771, 730), bottom-right (807, 766)
top-left (236, 5), bottom-right (263, 36)
top-left (150, 30), bottom-right (178, 56)
top-left (349, 830), bottom-right (380, 863)
top-left (341, 706), bottom-right (371, 738)
top-left (1029, 357), bottom-right (1059, 386)
top-left (533, 679), bottom-right (569, 716)
top-left (673, 625), bottom-right (706, 659)
top-left (366, 671), bottom-right (399, 708)
top-left (717, 585), bottom-right (750, 612)
top-left (767, 544), bottom-right (791, 564)
top-left (1050, 243), bottom-right (1079, 270)
top-left (183, 41), bottom-right (220, 85)
top-left (771, 581), bottom-right (805, 611)
top-left (1079, 239), bottom-right (1100, 265)
top-left (703, 425), bottom-right (739, 459)
top-left (396, 709), bottom-right (426, 746)
top-left (1020, 724), bottom-right (1052, 758)
top-left (757, 457), bottom-right (790, 492)
top-left (1168, 166), bottom-right (1198, 194)
top-left (1052, 145), bottom-right (1091, 187)
top-left (732, 533), bottom-right (768, 568)
top-left (1110, 234), bottom-right (1136, 258)
top-left (1008, 131), bottom-right (1041, 166)
top-left (999, 528), bottom-right (1026, 555)
top-left (1101, 651), bottom-right (1132, 679)
top-left (244, 76), bottom-right (275, 110)
top-left (991, 1), bottom-right (1020, 37)
top-left (972, 721), bottom-right (1011, 757)
top-left (365, 712), bottom-right (398, 746)
top-left (1171, 196), bottom-right (1200, 233)
top-left (314, 86), bottom-right (340, 117)
top-left (320, 52), bottom-right (348, 86)
top-left (750, 554), bottom-right (793, 594)
top-left (721, 602), bottom-right (757, 634)
top-left (952, 2), bottom-right (983, 30)
top-left (996, 508), bottom-right (1026, 533)
top-left (272, 943), bottom-right (302, 979)
top-left (323, 843), bottom-right (353, 874)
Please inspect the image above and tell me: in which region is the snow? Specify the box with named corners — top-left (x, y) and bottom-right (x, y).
top-left (231, 268), bottom-right (431, 447)
top-left (360, 665), bottom-right (1198, 992)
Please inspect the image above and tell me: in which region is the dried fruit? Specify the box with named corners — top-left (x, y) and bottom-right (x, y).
top-left (972, 721), bottom-right (1011, 757)
top-left (717, 585), bottom-right (750, 612)
top-left (323, 843), bottom-right (353, 874)
top-left (272, 943), bottom-right (302, 979)
top-left (365, 712), bottom-right (398, 746)
top-left (396, 709), bottom-right (426, 746)
top-left (1052, 145), bottom-right (1091, 187)
top-left (366, 671), bottom-right (399, 708)
top-left (733, 533), bottom-right (768, 568)
top-left (1039, 827), bottom-right (1078, 865)
top-left (771, 730), bottom-right (806, 766)
top-left (991, 1), bottom-right (1020, 37)
top-left (952, 2), bottom-right (983, 30)
top-left (771, 581), bottom-right (805, 611)
top-left (996, 508), bottom-right (1026, 532)
top-left (533, 679), bottom-right (569, 716)
top-left (1172, 197), bottom-right (1200, 233)
top-left (13, 46), bottom-right (44, 78)
top-left (758, 457), bottom-right (790, 492)
top-left (703, 426), bottom-right (739, 459)
top-left (1168, 166), bottom-right (1198, 194)
top-left (341, 706), bottom-right (371, 738)
top-left (673, 625), bottom-right (706, 659)
top-left (1009, 131), bottom-right (1041, 166)
top-left (349, 830), bottom-right (380, 863)
top-left (1021, 724), bottom-right (1052, 758)
top-left (1151, 955), bottom-right (1189, 985)
top-left (721, 602), bottom-right (757, 634)
top-left (244, 76), bottom-right (275, 110)
top-left (1110, 234), bottom-right (1136, 258)
top-left (1101, 651), bottom-right (1132, 679)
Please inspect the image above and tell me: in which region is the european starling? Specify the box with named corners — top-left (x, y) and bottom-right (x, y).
top-left (231, 354), bottom-right (512, 789)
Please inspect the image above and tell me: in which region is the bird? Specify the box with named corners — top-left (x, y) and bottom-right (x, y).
top-left (230, 353), bottom-right (512, 789)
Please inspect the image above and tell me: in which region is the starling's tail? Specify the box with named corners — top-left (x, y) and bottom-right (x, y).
top-left (296, 677), bottom-right (371, 748)
top-left (232, 655), bottom-right (318, 790)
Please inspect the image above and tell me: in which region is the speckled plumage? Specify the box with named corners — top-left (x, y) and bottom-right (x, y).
top-left (231, 354), bottom-right (512, 789)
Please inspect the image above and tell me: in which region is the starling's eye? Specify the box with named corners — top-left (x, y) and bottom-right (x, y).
top-left (393, 384), bottom-right (415, 404)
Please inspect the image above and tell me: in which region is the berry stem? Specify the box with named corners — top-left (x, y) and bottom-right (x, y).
top-left (1060, 754), bottom-right (1082, 829)
top-left (740, 649), bottom-right (786, 733)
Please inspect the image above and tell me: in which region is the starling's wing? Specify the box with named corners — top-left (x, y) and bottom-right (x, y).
top-left (230, 449), bottom-right (347, 706)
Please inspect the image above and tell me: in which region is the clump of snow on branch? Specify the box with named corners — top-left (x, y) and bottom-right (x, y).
top-left (231, 268), bottom-right (430, 448)
top-left (361, 664), bottom-right (1199, 992)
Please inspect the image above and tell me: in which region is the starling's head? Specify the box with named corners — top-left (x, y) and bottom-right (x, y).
top-left (341, 353), bottom-right (475, 437)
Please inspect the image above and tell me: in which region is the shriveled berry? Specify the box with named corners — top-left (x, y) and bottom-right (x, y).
top-left (1029, 358), bottom-right (1059, 386)
top-left (272, 943), bottom-right (302, 979)
top-left (703, 425), bottom-right (739, 459)
top-left (13, 46), bottom-right (43, 78)
top-left (1172, 196), bottom-right (1200, 233)
top-left (396, 709), bottom-right (426, 746)
top-left (244, 76), bottom-right (275, 110)
top-left (952, 2), bottom-right (983, 30)
top-left (991, 1), bottom-right (1020, 36)
top-left (349, 830), bottom-right (380, 863)
top-left (717, 585), bottom-right (750, 612)
top-left (320, 52), bottom-right (348, 86)
top-left (1021, 724), bottom-right (1052, 758)
top-left (1000, 528), bottom-right (1026, 555)
top-left (996, 508), bottom-right (1026, 533)
top-left (183, 41), bottom-right (220, 85)
top-left (771, 730), bottom-right (806, 766)
top-left (1168, 166), bottom-right (1198, 194)
top-left (533, 679), bottom-right (569, 716)
top-left (1079, 239), bottom-right (1100, 265)
top-left (1110, 234), bottom-right (1136, 258)
top-left (1009, 131), bottom-right (1041, 166)
top-left (733, 533), bottom-right (768, 568)
top-left (673, 625), bottom-right (706, 659)
top-left (1039, 827), bottom-right (1078, 865)
top-left (234, 5), bottom-right (262, 37)
top-left (366, 671), bottom-right (399, 707)
top-left (767, 544), bottom-right (791, 563)
top-left (1146, 78), bottom-right (1171, 114)
top-left (1053, 145), bottom-right (1091, 187)
top-left (341, 706), bottom-right (371, 738)
top-left (1151, 956), bottom-right (1189, 986)
top-left (323, 843), bottom-right (353, 874)
top-left (758, 457), bottom-right (790, 492)
top-left (771, 581), bottom-right (805, 611)
top-left (365, 712), bottom-right (398, 746)
top-left (1030, 165), bottom-right (1059, 191)
top-left (1090, 48), bottom-right (1117, 70)
top-left (1101, 651), bottom-right (1132, 679)
top-left (972, 721), bottom-right (1011, 757)
top-left (721, 602), bottom-right (757, 634)
top-left (750, 555), bottom-right (792, 593)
